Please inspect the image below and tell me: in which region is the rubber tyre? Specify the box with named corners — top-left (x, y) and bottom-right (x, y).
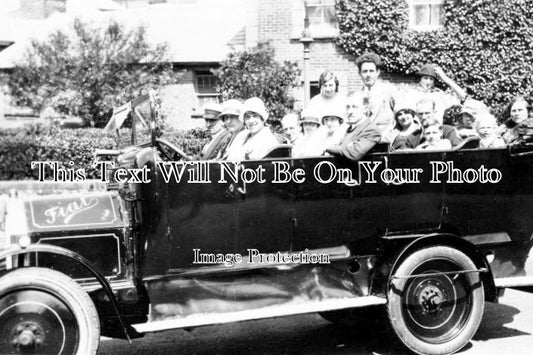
top-left (0, 267), bottom-right (100, 355)
top-left (387, 246), bottom-right (484, 355)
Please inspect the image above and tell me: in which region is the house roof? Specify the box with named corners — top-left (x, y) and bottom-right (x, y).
top-left (0, 12), bottom-right (17, 46)
top-left (0, 1), bottom-right (249, 69)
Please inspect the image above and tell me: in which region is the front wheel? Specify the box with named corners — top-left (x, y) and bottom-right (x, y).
top-left (0, 267), bottom-right (100, 355)
top-left (387, 246), bottom-right (484, 355)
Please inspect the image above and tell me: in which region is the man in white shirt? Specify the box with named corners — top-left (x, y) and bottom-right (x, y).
top-left (355, 52), bottom-right (395, 136)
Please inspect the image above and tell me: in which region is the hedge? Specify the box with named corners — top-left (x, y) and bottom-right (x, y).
top-left (0, 123), bottom-right (209, 180)
top-left (336, 0), bottom-right (533, 112)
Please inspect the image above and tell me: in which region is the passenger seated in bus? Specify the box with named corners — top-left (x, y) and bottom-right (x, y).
top-left (413, 64), bottom-right (468, 119)
top-left (218, 99), bottom-right (246, 160)
top-left (292, 108), bottom-right (324, 157)
top-left (225, 97), bottom-right (278, 161)
top-left (415, 118), bottom-right (452, 151)
top-left (456, 99), bottom-right (490, 139)
top-left (300, 108), bottom-right (321, 137)
top-left (442, 104), bottom-right (462, 127)
top-left (325, 92), bottom-right (381, 161)
top-left (386, 108), bottom-right (423, 150)
top-left (318, 108), bottom-right (348, 153)
top-left (355, 52), bottom-right (395, 133)
top-left (502, 96), bottom-right (530, 144)
top-left (476, 113), bottom-right (505, 148)
top-left (195, 103), bottom-right (232, 160)
top-left (413, 98), bottom-right (462, 147)
top-left (281, 112), bottom-right (303, 146)
top-left (307, 70), bottom-right (345, 120)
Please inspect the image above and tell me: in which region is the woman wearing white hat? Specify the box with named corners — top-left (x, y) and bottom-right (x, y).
top-left (319, 108), bottom-right (348, 153)
top-left (217, 99), bottom-right (246, 160)
top-left (226, 97), bottom-right (279, 161)
top-left (292, 108), bottom-right (327, 158)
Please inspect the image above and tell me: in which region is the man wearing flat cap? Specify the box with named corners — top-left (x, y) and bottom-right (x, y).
top-left (196, 103), bottom-right (232, 160)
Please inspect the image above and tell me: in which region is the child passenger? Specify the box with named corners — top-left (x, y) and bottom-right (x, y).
top-left (416, 118), bottom-right (452, 151)
top-left (476, 114), bottom-right (506, 148)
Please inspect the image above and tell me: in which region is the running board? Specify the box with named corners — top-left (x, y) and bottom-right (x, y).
top-left (132, 295), bottom-right (386, 333)
top-left (494, 276), bottom-right (533, 288)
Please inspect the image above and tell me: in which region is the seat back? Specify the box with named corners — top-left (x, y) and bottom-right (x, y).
top-left (263, 144), bottom-right (293, 158)
top-left (453, 136), bottom-right (480, 150)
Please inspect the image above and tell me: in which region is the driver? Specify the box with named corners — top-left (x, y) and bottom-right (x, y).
top-left (195, 103), bottom-right (232, 160)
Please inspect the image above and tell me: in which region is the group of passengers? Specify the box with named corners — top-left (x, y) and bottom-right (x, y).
top-left (197, 52), bottom-right (531, 161)
top-left (195, 97), bottom-right (278, 161)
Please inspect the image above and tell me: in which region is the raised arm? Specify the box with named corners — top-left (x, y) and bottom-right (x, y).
top-left (434, 66), bottom-right (468, 103)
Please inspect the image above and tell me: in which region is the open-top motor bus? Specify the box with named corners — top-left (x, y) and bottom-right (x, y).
top-left (1, 94), bottom-right (533, 355)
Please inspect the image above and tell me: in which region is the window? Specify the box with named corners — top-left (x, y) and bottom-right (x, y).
top-left (408, 0), bottom-right (444, 31)
top-left (306, 0), bottom-right (337, 33)
top-left (310, 81), bottom-right (320, 99)
top-left (292, 0), bottom-right (338, 39)
top-left (195, 73), bottom-right (220, 106)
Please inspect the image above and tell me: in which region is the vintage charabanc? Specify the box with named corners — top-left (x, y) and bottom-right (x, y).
top-left (1, 94), bottom-right (533, 355)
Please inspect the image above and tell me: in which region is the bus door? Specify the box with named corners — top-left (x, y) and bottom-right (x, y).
top-left (386, 150), bottom-right (445, 234)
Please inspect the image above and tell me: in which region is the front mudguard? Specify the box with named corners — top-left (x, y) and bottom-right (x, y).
top-left (0, 243), bottom-right (138, 341)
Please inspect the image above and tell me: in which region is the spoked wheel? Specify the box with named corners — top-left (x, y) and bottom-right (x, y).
top-left (0, 267), bottom-right (100, 355)
top-left (388, 246), bottom-right (484, 355)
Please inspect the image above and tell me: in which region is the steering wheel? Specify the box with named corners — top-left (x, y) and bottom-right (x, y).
top-left (155, 138), bottom-right (193, 161)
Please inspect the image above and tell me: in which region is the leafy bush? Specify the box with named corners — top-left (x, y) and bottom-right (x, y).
top-left (161, 127), bottom-right (210, 156)
top-left (213, 43), bottom-right (301, 121)
top-left (5, 18), bottom-right (178, 127)
top-left (0, 125), bottom-right (208, 180)
top-left (336, 0), bottom-right (533, 110)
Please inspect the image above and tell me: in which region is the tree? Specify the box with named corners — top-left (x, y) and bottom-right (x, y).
top-left (213, 43), bottom-right (301, 121)
top-left (6, 18), bottom-right (178, 127)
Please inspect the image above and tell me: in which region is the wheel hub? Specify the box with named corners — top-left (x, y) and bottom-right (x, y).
top-left (11, 322), bottom-right (45, 350)
top-left (0, 289), bottom-right (80, 354)
top-left (418, 282), bottom-right (446, 314)
top-left (390, 249), bottom-right (484, 351)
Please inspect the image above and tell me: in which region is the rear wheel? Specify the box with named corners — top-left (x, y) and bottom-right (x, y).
top-left (387, 246), bottom-right (484, 355)
top-left (0, 267), bottom-right (100, 355)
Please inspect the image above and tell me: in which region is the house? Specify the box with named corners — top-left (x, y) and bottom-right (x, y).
top-left (0, 0), bottom-right (441, 128)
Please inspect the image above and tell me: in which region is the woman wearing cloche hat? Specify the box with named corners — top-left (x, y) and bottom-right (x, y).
top-left (416, 63), bottom-right (468, 103)
top-left (225, 97), bottom-right (279, 161)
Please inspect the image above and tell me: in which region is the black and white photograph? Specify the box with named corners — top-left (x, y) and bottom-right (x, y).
top-left (1, 0), bottom-right (533, 354)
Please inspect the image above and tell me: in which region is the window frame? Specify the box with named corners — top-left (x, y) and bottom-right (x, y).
top-left (407, 0), bottom-right (445, 32)
top-left (194, 72), bottom-right (221, 107)
top-left (291, 0), bottom-right (338, 40)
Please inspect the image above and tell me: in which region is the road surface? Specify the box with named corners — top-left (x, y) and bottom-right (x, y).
top-left (99, 288), bottom-right (533, 354)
